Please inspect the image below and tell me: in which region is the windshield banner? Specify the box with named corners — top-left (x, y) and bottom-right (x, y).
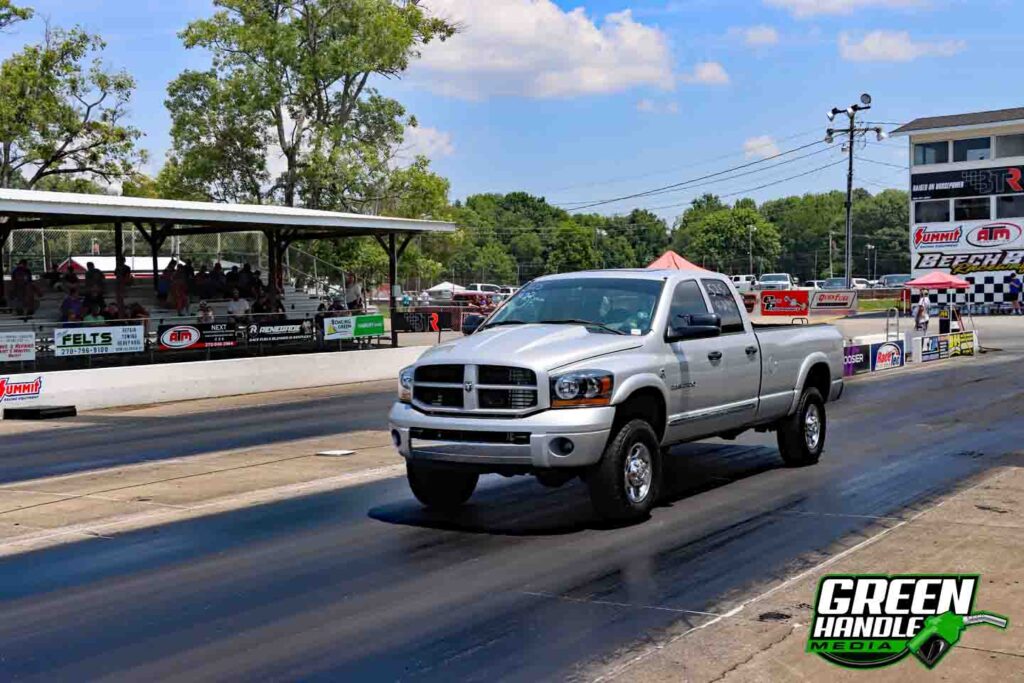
top-left (0, 331), bottom-right (36, 362)
top-left (53, 325), bottom-right (145, 357)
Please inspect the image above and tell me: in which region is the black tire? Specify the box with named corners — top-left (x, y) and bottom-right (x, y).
top-left (406, 461), bottom-right (478, 510)
top-left (777, 387), bottom-right (826, 467)
top-left (586, 419), bottom-right (662, 521)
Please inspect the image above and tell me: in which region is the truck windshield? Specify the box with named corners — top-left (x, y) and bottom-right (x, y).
top-left (484, 277), bottom-right (664, 335)
top-left (760, 274), bottom-right (788, 282)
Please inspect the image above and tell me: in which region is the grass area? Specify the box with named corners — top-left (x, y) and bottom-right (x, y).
top-left (858, 298), bottom-right (901, 312)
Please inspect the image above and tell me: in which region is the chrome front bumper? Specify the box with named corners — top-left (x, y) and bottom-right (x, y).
top-left (388, 402), bottom-right (615, 468)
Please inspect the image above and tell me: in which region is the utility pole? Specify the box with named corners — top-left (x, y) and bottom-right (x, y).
top-left (826, 94), bottom-right (887, 288)
top-left (747, 223), bottom-right (756, 275)
top-left (828, 231), bottom-right (834, 279)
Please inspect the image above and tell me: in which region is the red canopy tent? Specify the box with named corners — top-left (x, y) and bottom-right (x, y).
top-left (904, 271), bottom-right (970, 289)
top-left (647, 250), bottom-right (707, 270)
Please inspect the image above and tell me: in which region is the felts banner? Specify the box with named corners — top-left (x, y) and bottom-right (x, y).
top-left (157, 323), bottom-right (238, 351)
top-left (392, 310), bottom-right (454, 333)
top-left (0, 331), bottom-right (36, 362)
top-left (53, 325), bottom-right (145, 357)
top-left (246, 320), bottom-right (314, 344)
top-left (323, 315), bottom-right (386, 341)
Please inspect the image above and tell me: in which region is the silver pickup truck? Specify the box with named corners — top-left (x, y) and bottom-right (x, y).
top-left (389, 269), bottom-right (844, 520)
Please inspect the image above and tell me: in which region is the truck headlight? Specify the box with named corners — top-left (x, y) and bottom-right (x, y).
top-left (551, 370), bottom-right (613, 408)
top-left (398, 366), bottom-right (414, 403)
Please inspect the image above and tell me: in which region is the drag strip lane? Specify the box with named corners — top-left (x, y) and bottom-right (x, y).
top-left (0, 356), bottom-right (1021, 681)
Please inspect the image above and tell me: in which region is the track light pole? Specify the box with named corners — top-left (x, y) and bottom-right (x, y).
top-left (826, 94), bottom-right (887, 288)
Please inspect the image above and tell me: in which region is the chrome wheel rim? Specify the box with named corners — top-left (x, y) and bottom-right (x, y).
top-left (624, 443), bottom-right (653, 504)
top-left (804, 403), bottom-right (822, 451)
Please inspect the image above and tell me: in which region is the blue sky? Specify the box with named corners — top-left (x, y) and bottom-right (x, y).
top-left (3, 0), bottom-right (1020, 222)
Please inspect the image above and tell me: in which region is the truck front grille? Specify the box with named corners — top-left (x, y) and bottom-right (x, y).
top-left (413, 386), bottom-right (464, 408)
top-left (478, 388), bottom-right (537, 410)
top-left (415, 364), bottom-right (463, 383)
top-left (478, 366), bottom-right (536, 386)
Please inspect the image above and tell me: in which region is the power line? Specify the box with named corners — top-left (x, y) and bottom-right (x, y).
top-left (644, 159), bottom-right (847, 211)
top-left (543, 127), bottom-right (825, 195)
top-left (854, 155), bottom-right (907, 170)
top-left (558, 139), bottom-right (828, 211)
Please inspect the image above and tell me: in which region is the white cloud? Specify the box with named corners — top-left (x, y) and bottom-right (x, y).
top-left (744, 135), bottom-right (781, 159)
top-left (735, 25), bottom-right (779, 46)
top-left (681, 61), bottom-right (730, 85)
top-left (766, 0), bottom-right (924, 18)
top-left (636, 99), bottom-right (679, 114)
top-left (416, 1), bottom-right (674, 99)
top-left (839, 30), bottom-right (965, 62)
top-left (401, 126), bottom-right (456, 160)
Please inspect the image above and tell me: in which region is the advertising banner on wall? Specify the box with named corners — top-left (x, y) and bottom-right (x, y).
top-left (0, 331), bottom-right (36, 362)
top-left (392, 310), bottom-right (454, 333)
top-left (157, 323), bottom-right (238, 351)
top-left (760, 290), bottom-right (809, 316)
top-left (811, 290), bottom-right (859, 315)
top-left (0, 376), bottom-right (42, 403)
top-left (919, 334), bottom-right (950, 363)
top-left (843, 344), bottom-right (872, 377)
top-left (911, 165), bottom-right (1023, 201)
top-left (246, 320), bottom-right (313, 344)
top-left (53, 326), bottom-right (145, 357)
top-left (948, 330), bottom-right (976, 357)
top-left (870, 340), bottom-right (905, 371)
top-left (323, 315), bottom-right (386, 341)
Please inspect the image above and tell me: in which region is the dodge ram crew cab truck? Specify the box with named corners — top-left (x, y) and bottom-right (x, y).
top-left (388, 270), bottom-right (844, 521)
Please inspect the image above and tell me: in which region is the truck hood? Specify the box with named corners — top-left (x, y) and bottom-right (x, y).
top-left (417, 324), bottom-right (644, 371)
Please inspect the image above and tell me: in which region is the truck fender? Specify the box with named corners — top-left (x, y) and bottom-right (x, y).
top-left (611, 373), bottom-right (670, 409)
top-left (789, 352), bottom-right (832, 415)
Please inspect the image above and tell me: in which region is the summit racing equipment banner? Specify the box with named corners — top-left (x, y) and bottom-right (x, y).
top-left (0, 331), bottom-right (36, 362)
top-left (53, 325), bottom-right (145, 357)
top-left (808, 574), bottom-right (1008, 670)
top-left (157, 323), bottom-right (237, 351)
top-left (0, 376), bottom-right (42, 403)
top-left (760, 290), bottom-right (809, 316)
top-left (323, 314), bottom-right (386, 341)
top-left (246, 320), bottom-right (313, 344)
top-left (911, 165), bottom-right (1023, 200)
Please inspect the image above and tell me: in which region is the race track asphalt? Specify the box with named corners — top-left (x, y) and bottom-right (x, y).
top-left (1, 351), bottom-right (1022, 681)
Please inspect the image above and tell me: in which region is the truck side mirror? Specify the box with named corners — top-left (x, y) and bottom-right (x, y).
top-left (665, 313), bottom-right (722, 342)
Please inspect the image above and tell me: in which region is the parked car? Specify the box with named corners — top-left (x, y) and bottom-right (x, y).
top-left (821, 277), bottom-right (849, 290)
top-left (731, 274), bottom-right (757, 292)
top-left (499, 285), bottom-right (520, 295)
top-left (756, 273), bottom-right (794, 291)
top-left (878, 274), bottom-right (912, 288)
top-left (390, 270), bottom-right (844, 521)
top-left (466, 283), bottom-right (502, 294)
top-left (805, 280), bottom-right (824, 289)
top-left (851, 278), bottom-right (871, 289)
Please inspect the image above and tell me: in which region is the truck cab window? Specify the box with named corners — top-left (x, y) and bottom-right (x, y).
top-left (668, 280), bottom-right (709, 326)
top-left (701, 279), bottom-right (745, 334)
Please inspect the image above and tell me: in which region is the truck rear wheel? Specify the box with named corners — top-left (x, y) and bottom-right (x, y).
top-left (586, 419), bottom-right (662, 521)
top-left (406, 461), bottom-right (478, 510)
top-left (777, 387), bottom-right (825, 467)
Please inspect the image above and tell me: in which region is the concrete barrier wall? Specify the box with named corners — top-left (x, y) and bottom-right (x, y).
top-left (1, 346), bottom-right (429, 412)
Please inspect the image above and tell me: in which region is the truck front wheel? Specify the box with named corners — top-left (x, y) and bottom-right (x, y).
top-left (586, 419), bottom-right (662, 521)
top-left (406, 461), bottom-right (478, 510)
top-left (777, 387), bottom-right (826, 467)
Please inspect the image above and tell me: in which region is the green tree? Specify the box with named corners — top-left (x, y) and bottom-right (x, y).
top-left (0, 0), bottom-right (31, 31)
top-left (169, 0), bottom-right (456, 209)
top-left (0, 25), bottom-right (145, 188)
top-left (451, 239), bottom-right (517, 284)
top-left (547, 221), bottom-right (600, 273)
top-left (670, 193), bottom-right (727, 256)
top-left (598, 232), bottom-right (636, 269)
top-left (685, 207), bottom-right (780, 274)
top-left (606, 209), bottom-right (668, 266)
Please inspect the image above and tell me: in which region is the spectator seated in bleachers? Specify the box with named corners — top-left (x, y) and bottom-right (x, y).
top-left (83, 283), bottom-right (105, 312)
top-left (43, 260), bottom-right (62, 290)
top-left (10, 259), bottom-right (40, 319)
top-left (61, 268), bottom-right (80, 292)
top-left (197, 300), bottom-right (215, 324)
top-left (226, 288), bottom-right (250, 322)
top-left (83, 303), bottom-right (105, 324)
top-left (170, 267), bottom-right (190, 316)
top-left (128, 302), bottom-right (150, 321)
top-left (328, 297), bottom-right (347, 313)
top-left (103, 302), bottom-right (121, 320)
top-left (60, 287), bottom-right (84, 323)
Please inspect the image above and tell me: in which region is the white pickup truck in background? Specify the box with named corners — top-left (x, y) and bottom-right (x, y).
top-left (389, 270), bottom-right (845, 521)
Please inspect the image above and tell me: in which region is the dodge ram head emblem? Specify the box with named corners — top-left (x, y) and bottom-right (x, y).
top-left (464, 381), bottom-right (474, 393)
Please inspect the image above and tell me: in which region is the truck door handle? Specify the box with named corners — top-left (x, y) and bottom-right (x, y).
top-left (745, 346), bottom-right (758, 356)
top-left (707, 351), bottom-right (723, 361)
